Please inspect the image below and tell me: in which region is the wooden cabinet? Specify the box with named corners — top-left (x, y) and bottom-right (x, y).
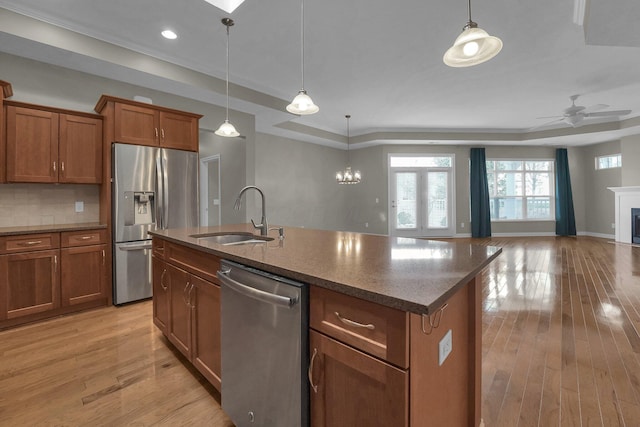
top-left (0, 228), bottom-right (109, 329)
top-left (0, 248), bottom-right (60, 321)
top-left (60, 229), bottom-right (108, 307)
top-left (151, 237), bottom-right (222, 390)
top-left (97, 95), bottom-right (201, 152)
top-left (5, 102), bottom-right (102, 184)
top-left (309, 330), bottom-right (408, 427)
top-left (0, 80), bottom-right (13, 183)
top-left (309, 287), bottom-right (409, 427)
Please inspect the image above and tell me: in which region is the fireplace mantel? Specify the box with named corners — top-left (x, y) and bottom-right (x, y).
top-left (608, 186), bottom-right (640, 243)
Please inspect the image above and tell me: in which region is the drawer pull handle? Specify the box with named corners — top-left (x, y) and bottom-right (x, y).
top-left (421, 303), bottom-right (448, 335)
top-left (308, 348), bottom-right (319, 393)
top-left (334, 312), bottom-right (375, 330)
top-left (19, 241), bottom-right (43, 246)
top-left (79, 236), bottom-right (93, 240)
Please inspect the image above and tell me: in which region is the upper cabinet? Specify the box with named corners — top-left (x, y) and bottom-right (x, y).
top-left (0, 80), bottom-right (13, 183)
top-left (96, 95), bottom-right (201, 152)
top-left (5, 101), bottom-right (103, 184)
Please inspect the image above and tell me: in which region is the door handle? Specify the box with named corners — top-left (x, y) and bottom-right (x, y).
top-left (118, 242), bottom-right (153, 251)
top-left (308, 348), bottom-right (319, 393)
top-left (217, 270), bottom-right (297, 308)
top-left (160, 269), bottom-right (167, 291)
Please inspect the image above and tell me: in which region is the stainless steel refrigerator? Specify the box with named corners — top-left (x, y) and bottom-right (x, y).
top-left (112, 143), bottom-right (198, 305)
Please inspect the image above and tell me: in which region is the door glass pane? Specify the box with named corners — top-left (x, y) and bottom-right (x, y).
top-left (396, 172), bottom-right (417, 229)
top-left (427, 172), bottom-right (448, 228)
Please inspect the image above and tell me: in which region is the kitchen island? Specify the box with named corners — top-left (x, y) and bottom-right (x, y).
top-left (150, 224), bottom-right (501, 427)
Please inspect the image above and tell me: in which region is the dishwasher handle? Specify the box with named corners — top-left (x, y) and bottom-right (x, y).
top-left (217, 269), bottom-right (298, 308)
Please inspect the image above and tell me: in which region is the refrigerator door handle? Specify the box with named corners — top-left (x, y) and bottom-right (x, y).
top-left (118, 242), bottom-right (153, 251)
top-left (162, 154), bottom-right (169, 229)
top-left (155, 154), bottom-right (164, 229)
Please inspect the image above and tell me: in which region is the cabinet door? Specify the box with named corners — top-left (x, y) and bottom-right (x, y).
top-left (0, 250), bottom-right (60, 320)
top-left (59, 114), bottom-right (103, 183)
top-left (114, 102), bottom-right (159, 146)
top-left (152, 256), bottom-right (170, 334)
top-left (309, 330), bottom-right (409, 427)
top-left (159, 111), bottom-right (198, 151)
top-left (167, 263), bottom-right (192, 359)
top-left (6, 106), bottom-right (59, 183)
top-left (191, 275), bottom-right (222, 390)
top-left (60, 244), bottom-right (107, 306)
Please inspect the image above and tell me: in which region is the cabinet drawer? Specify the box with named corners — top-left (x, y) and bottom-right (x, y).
top-left (61, 229), bottom-right (107, 247)
top-left (0, 233), bottom-right (59, 254)
top-left (152, 238), bottom-right (166, 259)
top-left (165, 241), bottom-right (220, 283)
top-left (310, 286), bottom-right (409, 368)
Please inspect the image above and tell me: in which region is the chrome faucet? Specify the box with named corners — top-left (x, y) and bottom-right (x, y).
top-left (234, 185), bottom-right (268, 236)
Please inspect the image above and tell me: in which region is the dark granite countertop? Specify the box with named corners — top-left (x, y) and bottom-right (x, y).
top-left (150, 224), bottom-right (501, 315)
top-left (0, 222), bottom-right (107, 236)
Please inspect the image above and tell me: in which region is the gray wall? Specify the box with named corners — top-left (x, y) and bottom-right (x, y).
top-left (253, 133), bottom-right (348, 231)
top-left (581, 140), bottom-right (621, 236)
top-left (622, 134), bottom-right (640, 186)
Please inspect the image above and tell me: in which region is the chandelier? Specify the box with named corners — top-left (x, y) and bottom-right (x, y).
top-left (336, 115), bottom-right (361, 184)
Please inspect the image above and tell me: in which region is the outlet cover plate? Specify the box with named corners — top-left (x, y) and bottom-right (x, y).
top-left (439, 329), bottom-right (453, 366)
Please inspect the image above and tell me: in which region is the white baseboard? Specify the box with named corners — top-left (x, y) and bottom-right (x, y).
top-left (578, 231), bottom-right (615, 239)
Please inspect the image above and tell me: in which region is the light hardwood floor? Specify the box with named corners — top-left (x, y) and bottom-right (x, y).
top-left (1, 236), bottom-right (639, 426)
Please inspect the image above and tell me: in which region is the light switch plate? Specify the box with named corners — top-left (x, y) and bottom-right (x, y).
top-left (75, 201), bottom-right (84, 213)
top-left (439, 329), bottom-right (453, 366)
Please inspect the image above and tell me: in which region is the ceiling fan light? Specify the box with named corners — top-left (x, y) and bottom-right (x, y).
top-left (214, 119), bottom-right (240, 137)
top-left (565, 114), bottom-right (584, 127)
top-left (444, 26), bottom-right (503, 67)
top-left (286, 90), bottom-right (319, 115)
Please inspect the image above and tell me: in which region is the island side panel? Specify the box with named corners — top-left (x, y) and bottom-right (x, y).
top-left (409, 276), bottom-right (481, 426)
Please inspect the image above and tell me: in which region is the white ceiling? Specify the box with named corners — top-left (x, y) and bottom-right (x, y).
top-left (0, 0), bottom-right (639, 148)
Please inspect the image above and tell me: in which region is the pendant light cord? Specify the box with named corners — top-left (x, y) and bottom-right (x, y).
top-left (467, 0), bottom-right (472, 22)
top-left (300, 0), bottom-right (305, 90)
top-left (225, 23), bottom-right (230, 120)
top-left (346, 115), bottom-right (351, 165)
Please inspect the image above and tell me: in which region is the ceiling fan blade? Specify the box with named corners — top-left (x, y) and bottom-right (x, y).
top-left (531, 117), bottom-right (565, 129)
top-left (536, 115), bottom-right (563, 120)
top-left (582, 103), bottom-right (608, 114)
top-left (584, 109), bottom-right (632, 117)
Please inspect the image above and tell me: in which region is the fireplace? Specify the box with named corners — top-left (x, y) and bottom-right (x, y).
top-left (633, 208), bottom-right (640, 244)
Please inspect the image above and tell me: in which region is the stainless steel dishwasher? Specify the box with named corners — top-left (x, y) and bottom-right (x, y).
top-left (217, 260), bottom-right (309, 427)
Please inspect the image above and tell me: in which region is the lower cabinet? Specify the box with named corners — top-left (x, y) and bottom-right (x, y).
top-left (0, 249), bottom-right (60, 320)
top-left (309, 330), bottom-right (408, 427)
top-left (152, 237), bottom-right (222, 391)
top-left (0, 229), bottom-right (108, 328)
top-left (60, 243), bottom-right (107, 306)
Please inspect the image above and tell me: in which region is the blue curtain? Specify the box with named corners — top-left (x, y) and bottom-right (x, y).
top-left (555, 148), bottom-right (576, 236)
top-left (470, 147), bottom-right (492, 238)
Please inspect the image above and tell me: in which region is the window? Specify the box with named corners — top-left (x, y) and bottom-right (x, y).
top-left (595, 154), bottom-right (621, 170)
top-left (486, 160), bottom-right (555, 221)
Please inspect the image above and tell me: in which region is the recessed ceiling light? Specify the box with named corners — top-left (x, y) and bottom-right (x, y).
top-left (161, 30), bottom-right (178, 40)
top-left (203, 0), bottom-right (246, 13)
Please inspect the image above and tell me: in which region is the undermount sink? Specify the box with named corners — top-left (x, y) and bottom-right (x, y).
top-left (189, 232), bottom-right (273, 245)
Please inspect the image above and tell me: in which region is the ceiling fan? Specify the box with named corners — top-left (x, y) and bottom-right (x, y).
top-left (536, 95), bottom-right (631, 128)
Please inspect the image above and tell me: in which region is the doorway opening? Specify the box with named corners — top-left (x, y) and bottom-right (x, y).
top-left (199, 154), bottom-right (221, 226)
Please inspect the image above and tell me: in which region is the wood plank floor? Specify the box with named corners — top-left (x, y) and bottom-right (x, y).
top-left (0, 236), bottom-right (638, 426)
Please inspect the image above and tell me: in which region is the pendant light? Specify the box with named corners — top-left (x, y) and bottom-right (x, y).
top-left (286, 0), bottom-right (319, 115)
top-left (443, 0), bottom-right (503, 67)
top-left (336, 115), bottom-right (361, 184)
top-left (215, 18), bottom-right (240, 137)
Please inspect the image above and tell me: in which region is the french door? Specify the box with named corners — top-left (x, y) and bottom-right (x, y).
top-left (389, 165), bottom-right (455, 238)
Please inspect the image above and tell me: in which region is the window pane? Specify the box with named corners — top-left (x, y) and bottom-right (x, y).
top-left (527, 197), bottom-right (552, 219)
top-left (525, 172), bottom-right (551, 196)
top-left (396, 172), bottom-right (417, 229)
top-left (525, 161), bottom-right (552, 171)
top-left (597, 154), bottom-right (622, 170)
top-left (496, 172), bottom-right (523, 196)
top-left (495, 161), bottom-right (523, 171)
top-left (490, 197), bottom-right (523, 220)
top-left (486, 160), bottom-right (495, 170)
top-left (487, 172), bottom-right (495, 195)
top-left (427, 172), bottom-right (448, 228)
top-left (390, 156), bottom-right (452, 168)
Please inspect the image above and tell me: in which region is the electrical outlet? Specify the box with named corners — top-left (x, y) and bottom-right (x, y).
top-left (365, 222), bottom-right (369, 228)
top-left (460, 222), bottom-right (465, 228)
top-left (439, 329), bottom-right (453, 366)
top-left (75, 201), bottom-right (84, 213)
top-left (611, 223), bottom-right (616, 229)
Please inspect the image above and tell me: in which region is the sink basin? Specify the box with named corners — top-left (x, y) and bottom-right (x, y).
top-left (189, 232), bottom-right (273, 245)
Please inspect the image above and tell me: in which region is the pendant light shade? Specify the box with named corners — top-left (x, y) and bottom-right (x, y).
top-left (215, 18), bottom-right (240, 137)
top-left (286, 0), bottom-right (319, 115)
top-left (443, 0), bottom-right (502, 67)
top-left (336, 115), bottom-right (361, 185)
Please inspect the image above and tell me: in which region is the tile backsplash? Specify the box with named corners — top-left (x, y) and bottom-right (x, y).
top-left (0, 184), bottom-right (100, 227)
